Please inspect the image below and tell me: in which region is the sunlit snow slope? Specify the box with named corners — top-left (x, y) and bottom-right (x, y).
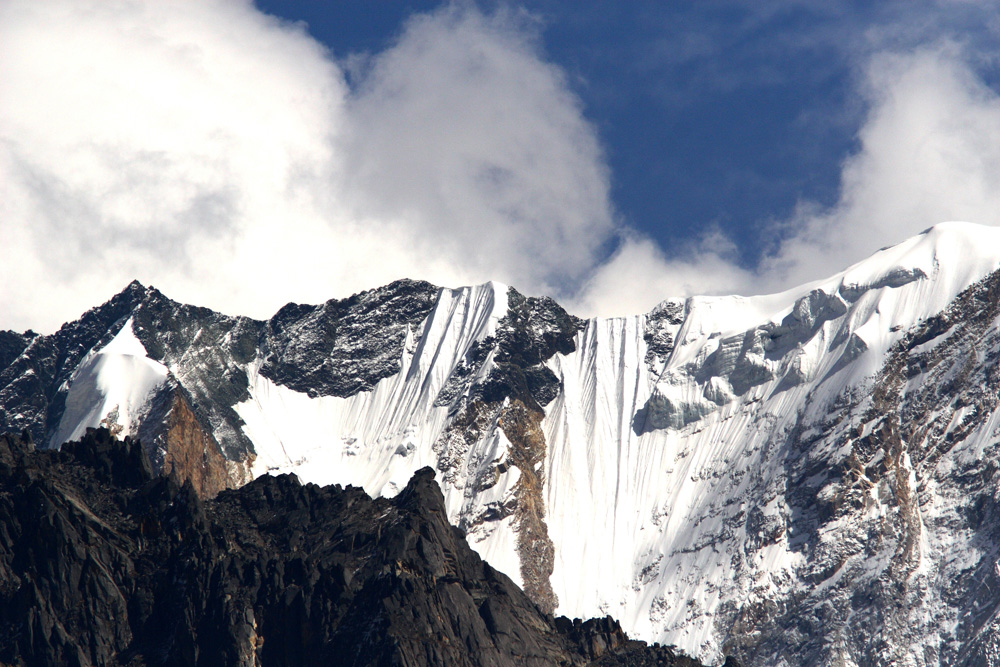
top-left (542, 222), bottom-right (1000, 663)
top-left (11, 222), bottom-right (1000, 666)
top-left (236, 281), bottom-right (528, 581)
top-left (222, 221), bottom-right (1000, 664)
top-left (51, 317), bottom-right (169, 445)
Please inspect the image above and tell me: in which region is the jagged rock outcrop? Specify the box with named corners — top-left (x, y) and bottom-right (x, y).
top-left (0, 428), bottom-right (722, 667)
top-left (158, 391), bottom-right (251, 499)
top-left (0, 279), bottom-right (444, 496)
top-left (259, 279), bottom-right (440, 398)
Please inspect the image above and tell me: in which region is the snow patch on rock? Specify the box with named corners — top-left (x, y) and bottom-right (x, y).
top-left (51, 317), bottom-right (169, 446)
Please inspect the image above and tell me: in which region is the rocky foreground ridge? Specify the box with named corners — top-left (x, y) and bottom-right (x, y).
top-left (0, 428), bottom-right (730, 667)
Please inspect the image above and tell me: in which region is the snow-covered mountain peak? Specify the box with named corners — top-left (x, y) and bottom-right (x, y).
top-left (827, 220), bottom-right (1000, 308)
top-left (7, 224), bottom-right (1000, 664)
top-left (535, 221), bottom-right (1000, 663)
top-left (647, 222), bottom-right (1000, 425)
top-left (666, 221), bottom-right (1000, 344)
top-left (50, 317), bottom-right (169, 446)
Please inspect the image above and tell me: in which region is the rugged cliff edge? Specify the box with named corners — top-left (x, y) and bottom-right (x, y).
top-left (0, 428), bottom-right (731, 667)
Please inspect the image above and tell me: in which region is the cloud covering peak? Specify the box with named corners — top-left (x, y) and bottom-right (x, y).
top-left (5, 1), bottom-right (1000, 331)
top-left (1, 0), bottom-right (615, 331)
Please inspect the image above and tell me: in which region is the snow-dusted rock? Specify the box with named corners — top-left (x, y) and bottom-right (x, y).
top-left (6, 222), bottom-right (1000, 665)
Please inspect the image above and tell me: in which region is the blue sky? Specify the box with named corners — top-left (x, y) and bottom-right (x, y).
top-left (251, 0), bottom-right (851, 265)
top-left (255, 0), bottom-right (1000, 265)
top-left (5, 0), bottom-right (1000, 330)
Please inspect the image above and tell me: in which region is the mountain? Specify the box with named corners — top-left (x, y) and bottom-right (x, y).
top-left (0, 428), bottom-right (715, 666)
top-left (5, 221), bottom-right (1000, 664)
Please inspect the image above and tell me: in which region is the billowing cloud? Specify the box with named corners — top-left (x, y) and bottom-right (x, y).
top-left (5, 1), bottom-right (1000, 333)
top-left (0, 0), bottom-right (615, 332)
top-left (572, 230), bottom-right (754, 317)
top-left (342, 7), bottom-right (614, 293)
top-left (1, 0), bottom-right (347, 330)
top-left (761, 46), bottom-right (1000, 288)
top-left (574, 45), bottom-right (1000, 314)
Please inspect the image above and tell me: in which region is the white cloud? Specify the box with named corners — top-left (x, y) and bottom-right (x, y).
top-left (573, 45), bottom-right (1000, 316)
top-left (5, 2), bottom-right (1000, 332)
top-left (571, 230), bottom-right (754, 317)
top-left (0, 1), bottom-right (616, 332)
top-left (1, 0), bottom-right (348, 330)
top-left (342, 7), bottom-right (614, 293)
top-left (761, 46), bottom-right (1000, 288)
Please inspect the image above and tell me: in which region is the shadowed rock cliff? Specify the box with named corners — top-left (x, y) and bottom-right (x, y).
top-left (0, 428), bottom-right (732, 667)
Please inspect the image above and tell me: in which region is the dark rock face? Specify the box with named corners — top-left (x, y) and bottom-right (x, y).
top-left (431, 288), bottom-right (585, 613)
top-left (0, 429), bottom-right (717, 667)
top-left (0, 280), bottom-right (443, 494)
top-left (0, 331), bottom-right (32, 373)
top-left (129, 286), bottom-right (262, 463)
top-left (480, 287), bottom-right (585, 411)
top-left (436, 286), bottom-right (585, 415)
top-left (643, 300), bottom-right (684, 372)
top-left (259, 279), bottom-right (440, 398)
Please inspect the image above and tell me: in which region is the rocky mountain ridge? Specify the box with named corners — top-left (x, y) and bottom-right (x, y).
top-left (6, 221), bottom-right (1000, 664)
top-left (0, 427), bottom-right (720, 666)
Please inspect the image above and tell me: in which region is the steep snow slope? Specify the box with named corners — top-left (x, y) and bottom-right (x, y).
top-left (235, 281), bottom-right (528, 581)
top-left (223, 221), bottom-right (1000, 663)
top-left (10, 222), bottom-right (1000, 665)
top-left (239, 281), bottom-right (507, 490)
top-left (51, 317), bottom-right (169, 445)
top-left (541, 222), bottom-right (1000, 661)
